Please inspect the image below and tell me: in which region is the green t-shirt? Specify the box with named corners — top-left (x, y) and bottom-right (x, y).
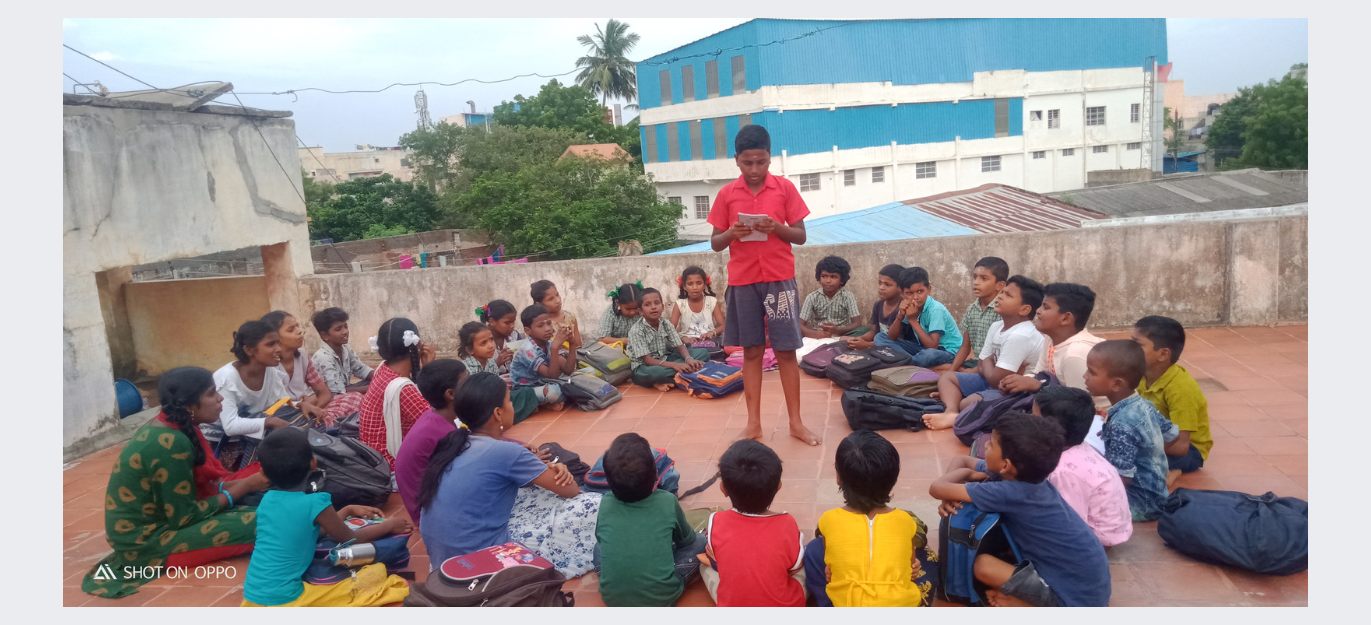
top-left (594, 489), bottom-right (697, 607)
top-left (1137, 364), bottom-right (1213, 460)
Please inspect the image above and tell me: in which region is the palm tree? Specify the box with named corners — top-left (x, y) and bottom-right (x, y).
top-left (575, 19), bottom-right (640, 109)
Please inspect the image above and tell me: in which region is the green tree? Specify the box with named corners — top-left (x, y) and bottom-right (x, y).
top-left (306, 174), bottom-right (441, 242)
top-left (401, 122), bottom-right (588, 192)
top-left (301, 169), bottom-right (335, 224)
top-left (492, 79), bottom-right (616, 141)
top-left (1204, 87), bottom-right (1260, 168)
top-left (575, 19), bottom-right (641, 108)
top-left (1204, 75), bottom-right (1307, 170)
top-left (1163, 107), bottom-right (1186, 157)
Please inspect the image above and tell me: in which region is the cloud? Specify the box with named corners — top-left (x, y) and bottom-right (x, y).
top-left (90, 51), bottom-right (118, 62)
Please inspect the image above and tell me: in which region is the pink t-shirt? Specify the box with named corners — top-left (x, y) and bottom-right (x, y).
top-left (393, 409), bottom-right (456, 529)
top-left (1047, 444), bottom-right (1133, 547)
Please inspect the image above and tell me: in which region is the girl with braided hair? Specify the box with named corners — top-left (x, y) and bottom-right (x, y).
top-left (595, 282), bottom-right (643, 345)
top-left (357, 318), bottom-right (437, 470)
top-left (82, 367), bottom-right (269, 599)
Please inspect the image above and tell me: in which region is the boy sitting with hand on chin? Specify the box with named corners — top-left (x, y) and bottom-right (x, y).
top-left (876, 266), bottom-right (963, 369)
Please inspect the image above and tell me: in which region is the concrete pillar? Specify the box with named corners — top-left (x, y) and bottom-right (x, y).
top-left (261, 241), bottom-right (303, 316)
top-left (95, 267), bottom-right (137, 379)
top-left (64, 271), bottom-right (120, 450)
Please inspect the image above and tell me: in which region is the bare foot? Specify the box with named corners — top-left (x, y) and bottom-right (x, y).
top-left (653, 383), bottom-right (675, 392)
top-left (741, 422), bottom-right (764, 441)
top-left (922, 412), bottom-right (958, 430)
top-left (549, 402), bottom-right (566, 412)
top-left (986, 589), bottom-right (1033, 607)
top-left (1166, 468), bottom-right (1181, 490)
top-left (788, 419), bottom-right (822, 446)
top-left (929, 391), bottom-right (941, 400)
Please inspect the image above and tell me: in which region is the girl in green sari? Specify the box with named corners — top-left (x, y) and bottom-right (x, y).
top-left (82, 367), bottom-right (271, 599)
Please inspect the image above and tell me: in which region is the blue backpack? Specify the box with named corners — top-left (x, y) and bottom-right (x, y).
top-left (583, 448), bottom-right (680, 496)
top-left (674, 361), bottom-right (744, 399)
top-left (938, 502), bottom-right (1021, 606)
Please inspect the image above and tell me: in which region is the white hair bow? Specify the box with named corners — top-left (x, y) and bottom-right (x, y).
top-left (368, 336), bottom-right (379, 351)
top-left (402, 330), bottom-right (421, 347)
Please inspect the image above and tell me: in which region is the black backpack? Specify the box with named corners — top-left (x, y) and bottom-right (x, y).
top-left (1158, 488), bottom-right (1308, 576)
top-left (537, 442), bottom-right (590, 487)
top-left (305, 428), bottom-right (392, 509)
top-left (404, 563), bottom-right (574, 607)
top-left (824, 346), bottom-right (912, 389)
top-left (840, 387), bottom-right (943, 432)
top-left (952, 371), bottom-right (1059, 446)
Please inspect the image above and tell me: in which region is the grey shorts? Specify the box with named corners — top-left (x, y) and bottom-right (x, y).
top-left (1000, 560), bottom-right (1063, 607)
top-left (723, 278), bottom-right (803, 352)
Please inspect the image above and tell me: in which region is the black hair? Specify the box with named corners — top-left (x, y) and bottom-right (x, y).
top-left (897, 266), bottom-right (930, 290)
top-left (1006, 275), bottom-right (1045, 318)
top-left (678, 266), bottom-right (717, 299)
top-left (735, 124), bottom-right (770, 154)
top-left (376, 317), bottom-right (423, 380)
top-left (834, 431), bottom-right (900, 514)
top-left (530, 280), bottom-right (557, 304)
top-left (458, 321), bottom-right (491, 359)
top-left (879, 263), bottom-right (904, 283)
top-left (1034, 386), bottom-right (1096, 448)
top-left (521, 304), bottom-right (550, 329)
top-left (417, 359), bottom-right (468, 409)
top-left (993, 412), bottom-right (1064, 484)
top-left (157, 366), bottom-right (215, 467)
top-left (975, 257), bottom-right (1010, 283)
top-left (477, 299), bottom-right (516, 325)
top-left (416, 373), bottom-right (508, 512)
top-left (603, 433), bottom-right (657, 503)
top-left (230, 320), bottom-right (277, 364)
top-left (311, 307), bottom-right (349, 335)
top-left (258, 427), bottom-right (314, 489)
top-left (1091, 339), bottom-right (1148, 389)
top-left (611, 283), bottom-right (641, 316)
top-left (1044, 283), bottom-right (1096, 332)
top-left (1134, 315), bottom-right (1187, 363)
top-left (635, 287), bottom-right (663, 307)
top-left (717, 439), bottom-right (783, 514)
top-left (815, 256), bottom-right (852, 286)
top-left (260, 310), bottom-right (293, 332)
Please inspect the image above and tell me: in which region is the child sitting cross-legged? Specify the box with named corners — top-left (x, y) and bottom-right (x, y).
top-left (876, 266), bottom-right (963, 370)
top-left (594, 433), bottom-right (706, 607)
top-left (241, 427), bottom-right (414, 607)
top-left (1032, 386), bottom-right (1132, 547)
top-left (670, 266), bottom-right (726, 344)
top-left (800, 255), bottom-right (866, 339)
top-left (596, 283), bottom-right (644, 345)
top-left (700, 439), bottom-right (806, 607)
top-left (930, 413), bottom-right (1111, 607)
top-left (1133, 316), bottom-right (1212, 485)
top-left (509, 304), bottom-right (579, 411)
top-left (843, 263), bottom-right (904, 350)
top-left (627, 288), bottom-right (708, 391)
top-left (458, 321), bottom-right (538, 423)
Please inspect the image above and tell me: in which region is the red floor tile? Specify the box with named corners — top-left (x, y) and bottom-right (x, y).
top-left (1215, 475), bottom-right (1307, 499)
top-left (1215, 419), bottom-right (1296, 438)
top-left (1238, 436), bottom-right (1307, 456)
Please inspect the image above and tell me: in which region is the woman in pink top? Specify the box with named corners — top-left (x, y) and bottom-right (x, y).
top-left (1033, 387), bottom-right (1132, 546)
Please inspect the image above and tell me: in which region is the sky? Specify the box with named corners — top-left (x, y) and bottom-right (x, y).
top-left (61, 18), bottom-right (1308, 153)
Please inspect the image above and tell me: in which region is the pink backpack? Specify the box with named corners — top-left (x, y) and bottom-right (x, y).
top-left (725, 349), bottom-right (778, 371)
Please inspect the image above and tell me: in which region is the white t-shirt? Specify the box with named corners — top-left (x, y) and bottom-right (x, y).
top-left (978, 319), bottom-right (1046, 376)
top-left (206, 362), bottom-right (291, 441)
top-left (276, 349), bottom-right (316, 402)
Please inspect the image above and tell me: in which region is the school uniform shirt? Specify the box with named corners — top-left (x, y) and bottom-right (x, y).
top-left (1101, 393), bottom-right (1180, 520)
top-left (1036, 329), bottom-right (1111, 412)
top-left (595, 489), bottom-right (698, 607)
top-left (801, 287), bottom-right (861, 327)
top-left (244, 490), bottom-right (333, 606)
top-left (494, 329), bottom-right (527, 376)
top-left (979, 319), bottom-right (1046, 376)
top-left (462, 355), bottom-right (500, 376)
top-left (207, 362), bottom-right (291, 442)
top-left (1047, 444), bottom-right (1133, 547)
top-left (312, 344), bottom-right (374, 395)
top-left (706, 173), bottom-right (810, 286)
top-left (420, 436), bottom-right (550, 566)
top-left (707, 510), bottom-right (805, 607)
top-left (1137, 364), bottom-right (1213, 460)
top-left (597, 304), bottom-right (638, 341)
top-left (966, 467), bottom-right (1111, 607)
top-left (626, 316), bottom-right (684, 370)
top-left (869, 300), bottom-right (900, 336)
top-left (896, 297), bottom-right (963, 352)
top-left (960, 298), bottom-right (1001, 358)
top-left (393, 409), bottom-right (457, 529)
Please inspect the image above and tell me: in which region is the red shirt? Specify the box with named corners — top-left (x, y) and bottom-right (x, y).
top-left (706, 173), bottom-right (810, 286)
top-left (358, 362), bottom-right (431, 469)
top-left (707, 509), bottom-right (806, 607)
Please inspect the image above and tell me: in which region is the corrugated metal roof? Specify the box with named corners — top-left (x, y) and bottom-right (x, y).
top-left (1048, 169), bottom-right (1309, 218)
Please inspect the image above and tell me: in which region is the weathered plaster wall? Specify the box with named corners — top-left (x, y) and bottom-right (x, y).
top-left (125, 276), bottom-right (272, 377)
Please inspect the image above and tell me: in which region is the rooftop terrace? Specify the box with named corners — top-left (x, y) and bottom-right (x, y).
top-left (61, 324), bottom-right (1308, 607)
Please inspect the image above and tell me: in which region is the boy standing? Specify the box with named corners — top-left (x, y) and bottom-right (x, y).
top-left (952, 257), bottom-right (1008, 372)
top-left (800, 256), bottom-right (866, 339)
top-left (924, 276), bottom-right (1046, 430)
top-left (595, 433), bottom-right (706, 607)
top-left (876, 266), bottom-right (963, 369)
top-left (930, 413), bottom-right (1111, 607)
top-left (1083, 340), bottom-right (1179, 522)
top-left (1133, 316), bottom-right (1212, 483)
top-left (843, 264), bottom-right (904, 350)
top-left (707, 124), bottom-right (819, 445)
top-left (1032, 386), bottom-right (1132, 547)
top-left (1000, 283), bottom-right (1109, 413)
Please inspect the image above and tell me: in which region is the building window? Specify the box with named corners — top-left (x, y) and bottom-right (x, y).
top-left (694, 196), bottom-right (710, 220)
top-left (659, 70), bottom-right (672, 106)
top-left (689, 120), bottom-right (703, 161)
top-left (681, 66), bottom-right (696, 103)
top-left (1061, 148), bottom-right (1074, 156)
top-left (667, 123), bottom-right (680, 162)
top-left (400, 158), bottom-right (410, 168)
top-left (916, 161), bottom-right (936, 179)
top-left (1127, 142), bottom-right (1142, 150)
top-left (1048, 109), bottom-right (1060, 129)
top-left (1032, 151), bottom-right (1046, 159)
top-left (1086, 106), bottom-right (1106, 126)
top-left (644, 127), bottom-right (658, 164)
top-left (713, 117), bottom-right (727, 159)
top-left (1130, 103), bottom-right (1140, 123)
top-left (705, 60), bottom-right (720, 98)
top-left (1092, 145), bottom-right (1109, 154)
top-left (843, 169), bottom-right (855, 186)
top-left (799, 173), bottom-right (821, 192)
top-left (731, 56), bottom-right (746, 94)
top-left (981, 156), bottom-right (1001, 173)
top-left (872, 166), bottom-right (885, 183)
top-left (1030, 110), bottom-right (1042, 122)
top-left (994, 98), bottom-right (1009, 138)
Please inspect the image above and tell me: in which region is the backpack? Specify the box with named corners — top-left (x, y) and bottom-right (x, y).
top-left (404, 543), bottom-right (574, 607)
top-left (304, 528), bottom-right (412, 584)
top-left (868, 365), bottom-right (941, 398)
top-left (688, 339), bottom-right (726, 361)
top-left (554, 373), bottom-right (622, 412)
top-left (726, 349), bottom-right (777, 371)
top-left (674, 361), bottom-right (744, 399)
top-left (840, 387), bottom-right (943, 432)
top-left (952, 371), bottom-right (1060, 447)
top-left (938, 502), bottom-right (1021, 606)
top-left (584, 448), bottom-right (680, 496)
top-left (825, 346), bottom-right (912, 389)
top-left (1157, 488), bottom-right (1308, 576)
top-left (537, 442), bottom-right (590, 487)
top-left (304, 428), bottom-right (393, 508)
top-left (800, 342), bottom-right (848, 377)
top-left (576, 342), bottom-right (633, 386)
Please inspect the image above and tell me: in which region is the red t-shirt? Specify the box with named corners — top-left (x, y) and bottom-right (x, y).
top-left (706, 173), bottom-right (810, 286)
top-left (707, 509), bottom-right (806, 607)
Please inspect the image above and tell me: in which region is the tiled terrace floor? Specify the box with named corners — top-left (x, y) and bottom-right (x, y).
top-left (62, 324), bottom-right (1308, 607)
